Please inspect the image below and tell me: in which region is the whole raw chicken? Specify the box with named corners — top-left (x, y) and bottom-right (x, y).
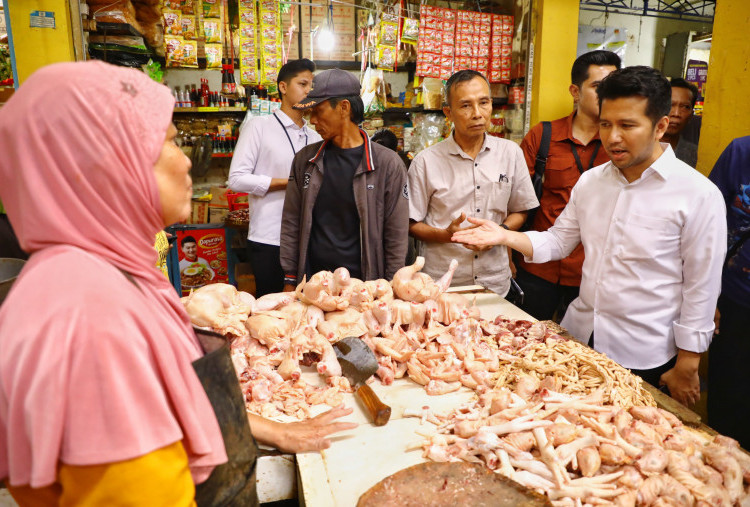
top-left (181, 283), bottom-right (255, 337)
top-left (295, 272), bottom-right (349, 312)
top-left (391, 257), bottom-right (458, 303)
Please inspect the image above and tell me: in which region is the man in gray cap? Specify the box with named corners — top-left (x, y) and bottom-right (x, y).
top-left (280, 68), bottom-right (409, 288)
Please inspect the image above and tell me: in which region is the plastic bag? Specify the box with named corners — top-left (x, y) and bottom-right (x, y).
top-left (361, 67), bottom-right (387, 116)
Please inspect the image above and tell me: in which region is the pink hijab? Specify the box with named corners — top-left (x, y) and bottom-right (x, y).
top-left (0, 61), bottom-right (226, 488)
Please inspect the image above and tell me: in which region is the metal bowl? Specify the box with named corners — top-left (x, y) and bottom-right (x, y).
top-left (0, 258), bottom-right (26, 305)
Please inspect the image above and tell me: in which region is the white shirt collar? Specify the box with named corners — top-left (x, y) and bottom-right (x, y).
top-left (274, 109), bottom-right (309, 131)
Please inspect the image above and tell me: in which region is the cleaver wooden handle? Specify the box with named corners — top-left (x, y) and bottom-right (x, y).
top-left (356, 383), bottom-right (391, 426)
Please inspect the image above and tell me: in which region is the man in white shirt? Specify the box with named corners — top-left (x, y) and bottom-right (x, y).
top-left (408, 70), bottom-right (538, 296)
top-left (452, 66), bottom-right (726, 406)
top-left (228, 59), bottom-right (322, 296)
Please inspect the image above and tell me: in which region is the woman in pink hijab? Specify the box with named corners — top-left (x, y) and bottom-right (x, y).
top-left (0, 61), bottom-right (354, 505)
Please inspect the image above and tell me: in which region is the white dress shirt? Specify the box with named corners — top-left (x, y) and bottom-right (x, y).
top-left (228, 110), bottom-right (321, 246)
top-left (409, 133), bottom-right (538, 296)
top-left (526, 144), bottom-right (726, 369)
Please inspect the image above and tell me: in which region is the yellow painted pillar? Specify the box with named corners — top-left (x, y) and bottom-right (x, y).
top-left (6, 0), bottom-right (75, 86)
top-left (529, 0), bottom-right (580, 127)
top-left (696, 0), bottom-right (750, 176)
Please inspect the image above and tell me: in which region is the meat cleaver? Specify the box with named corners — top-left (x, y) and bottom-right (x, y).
top-left (333, 337), bottom-right (391, 426)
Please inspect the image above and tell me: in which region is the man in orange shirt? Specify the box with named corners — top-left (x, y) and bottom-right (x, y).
top-left (515, 50), bottom-right (620, 321)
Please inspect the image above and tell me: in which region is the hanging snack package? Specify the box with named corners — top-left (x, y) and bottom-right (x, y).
top-left (240, 36), bottom-right (258, 85)
top-left (165, 35), bottom-right (184, 68)
top-left (258, 0), bottom-right (280, 86)
top-left (377, 46), bottom-right (396, 71)
top-left (205, 43), bottom-right (223, 69)
top-left (379, 13), bottom-right (399, 46)
top-left (202, 0), bottom-right (221, 19)
top-left (181, 16), bottom-right (196, 40)
top-left (180, 0), bottom-right (194, 15)
top-left (401, 18), bottom-right (419, 45)
top-left (163, 9), bottom-right (182, 36)
top-left (261, 53), bottom-right (280, 83)
top-left (203, 19), bottom-right (221, 43)
top-left (182, 39), bottom-right (199, 68)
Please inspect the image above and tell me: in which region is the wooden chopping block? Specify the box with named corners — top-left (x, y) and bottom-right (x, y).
top-left (357, 461), bottom-right (551, 507)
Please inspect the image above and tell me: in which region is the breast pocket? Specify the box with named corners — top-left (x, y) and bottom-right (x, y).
top-left (488, 181), bottom-right (511, 215)
top-left (620, 213), bottom-right (681, 261)
top-left (543, 162), bottom-right (580, 193)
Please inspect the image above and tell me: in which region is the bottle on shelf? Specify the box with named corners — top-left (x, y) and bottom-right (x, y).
top-left (190, 84), bottom-right (198, 107)
top-left (250, 86), bottom-right (260, 115)
top-left (200, 78), bottom-right (210, 107)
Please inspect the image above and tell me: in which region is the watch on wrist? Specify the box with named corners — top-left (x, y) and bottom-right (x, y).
top-left (500, 224), bottom-right (510, 230)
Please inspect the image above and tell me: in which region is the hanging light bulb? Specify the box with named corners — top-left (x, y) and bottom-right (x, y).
top-left (318, 27), bottom-right (335, 52)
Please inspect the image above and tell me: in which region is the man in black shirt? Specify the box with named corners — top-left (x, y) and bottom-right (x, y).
top-left (280, 69), bottom-right (409, 288)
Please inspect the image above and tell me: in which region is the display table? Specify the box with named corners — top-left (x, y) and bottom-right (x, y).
top-left (294, 288), bottom-right (534, 506)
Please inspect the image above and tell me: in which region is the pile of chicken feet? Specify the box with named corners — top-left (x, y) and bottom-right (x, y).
top-left (181, 256), bottom-right (650, 421)
top-left (406, 380), bottom-right (750, 507)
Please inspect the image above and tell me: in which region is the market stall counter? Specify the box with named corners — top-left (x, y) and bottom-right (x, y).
top-left (185, 260), bottom-right (743, 507)
top-left (296, 288), bottom-right (535, 506)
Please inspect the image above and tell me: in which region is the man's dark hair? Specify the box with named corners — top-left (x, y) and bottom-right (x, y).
top-left (277, 58), bottom-right (315, 99)
top-left (444, 69), bottom-right (490, 106)
top-left (181, 235), bottom-right (197, 247)
top-left (371, 129), bottom-right (399, 151)
top-left (596, 66), bottom-right (671, 126)
top-left (669, 77), bottom-right (699, 107)
top-left (329, 95), bottom-right (365, 124)
top-left (570, 50), bottom-right (622, 87)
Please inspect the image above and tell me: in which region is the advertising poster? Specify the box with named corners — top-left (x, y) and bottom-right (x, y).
top-left (685, 59), bottom-right (708, 102)
top-left (175, 227), bottom-right (229, 296)
top-left (577, 25), bottom-right (627, 60)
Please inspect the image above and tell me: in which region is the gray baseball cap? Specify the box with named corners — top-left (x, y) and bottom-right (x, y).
top-left (293, 68), bottom-right (361, 110)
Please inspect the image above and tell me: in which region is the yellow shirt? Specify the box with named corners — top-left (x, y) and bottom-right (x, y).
top-left (154, 231), bottom-right (170, 278)
top-left (8, 441), bottom-right (196, 506)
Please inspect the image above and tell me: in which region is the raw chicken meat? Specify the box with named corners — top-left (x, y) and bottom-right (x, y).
top-left (317, 308), bottom-right (368, 342)
top-left (295, 272), bottom-right (349, 311)
top-left (181, 283), bottom-right (255, 337)
top-left (391, 257), bottom-right (457, 303)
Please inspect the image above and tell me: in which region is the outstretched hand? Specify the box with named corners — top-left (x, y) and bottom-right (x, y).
top-left (451, 217), bottom-right (507, 248)
top-left (274, 404), bottom-right (358, 453)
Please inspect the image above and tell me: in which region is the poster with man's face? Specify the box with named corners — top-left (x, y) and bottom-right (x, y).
top-left (176, 229), bottom-right (229, 295)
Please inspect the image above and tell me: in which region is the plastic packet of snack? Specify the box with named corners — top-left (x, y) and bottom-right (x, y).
top-left (379, 14), bottom-right (398, 46)
top-left (240, 38), bottom-right (256, 54)
top-left (240, 10), bottom-right (256, 25)
top-left (203, 0), bottom-right (220, 18)
top-left (163, 10), bottom-right (182, 36)
top-left (182, 39), bottom-right (199, 68)
top-left (180, 0), bottom-right (194, 15)
top-left (260, 12), bottom-right (276, 26)
top-left (205, 43), bottom-right (223, 68)
top-left (241, 67), bottom-right (259, 85)
top-left (377, 46), bottom-right (396, 71)
top-left (164, 0), bottom-right (180, 9)
top-left (261, 26), bottom-right (278, 43)
top-left (165, 35), bottom-right (184, 68)
top-left (203, 19), bottom-right (221, 43)
top-left (259, 0), bottom-right (278, 13)
top-left (181, 16), bottom-right (196, 40)
top-left (401, 18), bottom-right (419, 45)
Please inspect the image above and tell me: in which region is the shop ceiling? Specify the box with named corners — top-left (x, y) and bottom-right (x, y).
top-left (579, 0), bottom-right (715, 22)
